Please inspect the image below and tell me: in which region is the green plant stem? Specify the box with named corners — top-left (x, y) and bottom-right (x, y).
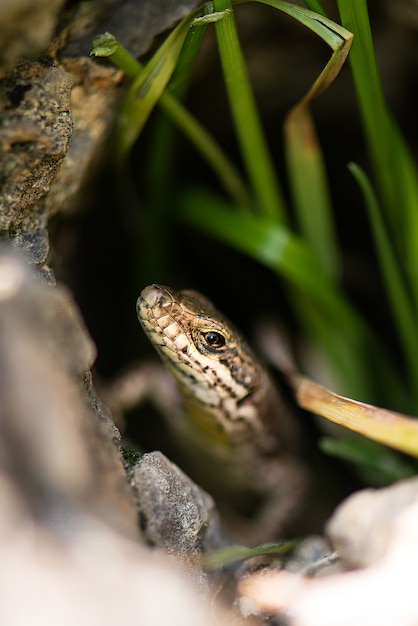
top-left (105, 43), bottom-right (142, 77)
top-left (285, 104), bottom-right (340, 281)
top-left (336, 2), bottom-right (393, 197)
top-left (350, 163), bottom-right (418, 409)
top-left (93, 34), bottom-right (252, 208)
top-left (161, 95), bottom-right (252, 207)
top-left (213, 0), bottom-right (287, 221)
top-left (337, 0), bottom-right (418, 290)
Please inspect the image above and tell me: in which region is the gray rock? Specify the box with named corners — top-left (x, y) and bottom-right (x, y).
top-left (129, 450), bottom-right (226, 565)
top-left (327, 476), bottom-right (418, 569)
top-left (0, 248), bottom-right (139, 540)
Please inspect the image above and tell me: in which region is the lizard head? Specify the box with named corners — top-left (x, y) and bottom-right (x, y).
top-left (137, 284), bottom-right (273, 447)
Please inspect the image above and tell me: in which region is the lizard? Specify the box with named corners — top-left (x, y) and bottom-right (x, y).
top-left (136, 283), bottom-right (309, 543)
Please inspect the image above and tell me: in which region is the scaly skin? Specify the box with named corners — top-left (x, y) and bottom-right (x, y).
top-left (137, 284), bottom-right (308, 540)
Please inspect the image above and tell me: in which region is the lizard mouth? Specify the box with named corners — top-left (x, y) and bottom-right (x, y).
top-left (137, 284), bottom-right (191, 356)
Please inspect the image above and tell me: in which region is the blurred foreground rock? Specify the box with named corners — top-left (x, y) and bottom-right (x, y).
top-left (0, 249), bottom-right (226, 625)
top-left (326, 475), bottom-right (418, 569)
top-left (0, 248), bottom-right (138, 538)
top-left (239, 476), bottom-right (418, 626)
top-left (3, 209), bottom-right (418, 626)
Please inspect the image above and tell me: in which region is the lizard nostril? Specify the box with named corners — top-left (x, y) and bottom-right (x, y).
top-left (140, 284), bottom-right (163, 307)
top-left (140, 284), bottom-right (175, 309)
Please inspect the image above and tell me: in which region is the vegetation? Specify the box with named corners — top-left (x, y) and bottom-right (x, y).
top-left (92, 0), bottom-right (418, 478)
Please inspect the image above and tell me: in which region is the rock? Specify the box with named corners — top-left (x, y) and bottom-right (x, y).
top-left (0, 248), bottom-right (139, 539)
top-left (0, 248), bottom-right (230, 625)
top-left (238, 477), bottom-right (418, 626)
top-left (0, 0), bottom-right (201, 277)
top-left (46, 0), bottom-right (202, 218)
top-left (0, 487), bottom-right (218, 626)
top-left (129, 451), bottom-right (225, 567)
top-left (326, 476), bottom-right (418, 569)
top-left (0, 0), bottom-right (65, 76)
top-left (0, 59), bottom-right (73, 230)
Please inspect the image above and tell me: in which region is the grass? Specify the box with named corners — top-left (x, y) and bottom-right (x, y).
top-left (91, 1), bottom-right (418, 475)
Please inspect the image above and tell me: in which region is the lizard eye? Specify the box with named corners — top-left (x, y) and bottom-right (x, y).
top-left (203, 331), bottom-right (226, 348)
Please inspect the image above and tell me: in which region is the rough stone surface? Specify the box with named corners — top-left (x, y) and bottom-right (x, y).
top-left (0, 59), bottom-right (73, 229)
top-left (62, 0), bottom-right (202, 61)
top-left (130, 451), bottom-right (225, 565)
top-left (0, 0), bottom-right (201, 274)
top-left (46, 0), bottom-right (201, 217)
top-left (0, 58), bottom-right (73, 275)
top-left (44, 56), bottom-right (122, 217)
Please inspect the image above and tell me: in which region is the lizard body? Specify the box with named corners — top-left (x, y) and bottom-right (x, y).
top-left (137, 284), bottom-right (308, 540)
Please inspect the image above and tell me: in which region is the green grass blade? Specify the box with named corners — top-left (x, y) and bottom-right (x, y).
top-left (203, 541), bottom-right (295, 569)
top-left (168, 9), bottom-right (210, 98)
top-left (282, 6), bottom-right (352, 280)
top-left (349, 163), bottom-right (418, 408)
top-left (389, 124), bottom-right (418, 311)
top-left (302, 0), bottom-right (326, 17)
top-left (336, 0), bottom-right (397, 220)
top-left (114, 8), bottom-right (205, 161)
top-left (320, 434), bottom-right (416, 483)
top-left (153, 8), bottom-right (253, 209)
top-left (180, 188), bottom-right (408, 401)
top-left (149, 2), bottom-right (217, 188)
top-left (180, 189), bottom-right (377, 397)
top-left (244, 0), bottom-right (352, 57)
top-left (92, 30), bottom-right (251, 207)
top-left (180, 189), bottom-right (359, 334)
top-left (213, 0), bottom-right (288, 221)
top-left (153, 82), bottom-right (253, 209)
top-left (337, 0), bottom-right (418, 308)
top-left (285, 106), bottom-right (340, 280)
top-left (241, 0), bottom-right (353, 279)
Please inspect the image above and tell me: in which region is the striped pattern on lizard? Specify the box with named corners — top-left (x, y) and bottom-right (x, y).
top-left (137, 284), bottom-right (309, 541)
